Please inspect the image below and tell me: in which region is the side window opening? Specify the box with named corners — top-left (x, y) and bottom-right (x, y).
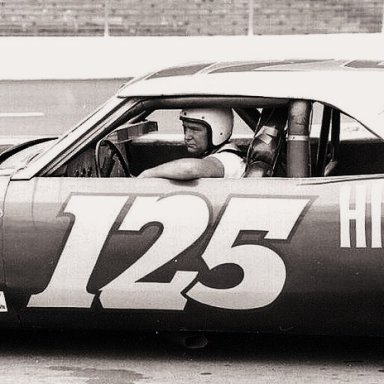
top-left (310, 102), bottom-right (382, 177)
top-left (49, 104), bottom-right (261, 178)
top-left (51, 100), bottom-right (305, 180)
top-left (52, 98), bottom-right (383, 180)
top-left (125, 108), bottom-right (256, 176)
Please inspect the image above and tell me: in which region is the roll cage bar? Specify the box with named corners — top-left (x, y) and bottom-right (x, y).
top-left (315, 106), bottom-right (341, 177)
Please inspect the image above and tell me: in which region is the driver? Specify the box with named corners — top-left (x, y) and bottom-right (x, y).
top-left (138, 108), bottom-right (245, 179)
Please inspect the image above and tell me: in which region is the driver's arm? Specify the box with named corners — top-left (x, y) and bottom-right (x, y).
top-left (138, 157), bottom-right (224, 180)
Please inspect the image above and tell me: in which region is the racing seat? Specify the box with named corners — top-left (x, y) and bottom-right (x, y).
top-left (243, 107), bottom-right (288, 177)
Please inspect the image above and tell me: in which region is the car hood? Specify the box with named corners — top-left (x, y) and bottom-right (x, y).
top-left (0, 137), bottom-right (57, 172)
top-left (0, 169), bottom-right (16, 177)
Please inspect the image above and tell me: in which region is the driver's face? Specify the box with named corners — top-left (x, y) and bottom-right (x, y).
top-left (182, 120), bottom-right (209, 155)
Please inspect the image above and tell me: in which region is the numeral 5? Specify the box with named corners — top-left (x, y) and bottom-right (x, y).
top-left (187, 197), bottom-right (308, 309)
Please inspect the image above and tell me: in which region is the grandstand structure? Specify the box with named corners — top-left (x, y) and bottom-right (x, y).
top-left (0, 0), bottom-right (382, 36)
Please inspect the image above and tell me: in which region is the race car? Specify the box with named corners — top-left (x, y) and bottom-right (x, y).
top-left (0, 59), bottom-right (383, 337)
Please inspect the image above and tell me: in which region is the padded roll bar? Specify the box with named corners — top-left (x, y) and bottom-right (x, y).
top-left (287, 100), bottom-right (312, 178)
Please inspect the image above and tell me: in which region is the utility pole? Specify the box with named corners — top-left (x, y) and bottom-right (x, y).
top-left (104, 0), bottom-right (110, 37)
top-left (248, 0), bottom-right (254, 35)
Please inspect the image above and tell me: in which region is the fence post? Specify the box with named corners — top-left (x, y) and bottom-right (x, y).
top-left (248, 0), bottom-right (254, 35)
top-left (104, 0), bottom-right (110, 37)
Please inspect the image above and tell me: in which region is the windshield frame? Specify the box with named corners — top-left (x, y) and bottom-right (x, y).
top-left (12, 96), bottom-right (136, 180)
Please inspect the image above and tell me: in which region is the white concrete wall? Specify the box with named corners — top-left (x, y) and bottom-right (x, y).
top-left (1, 33), bottom-right (384, 80)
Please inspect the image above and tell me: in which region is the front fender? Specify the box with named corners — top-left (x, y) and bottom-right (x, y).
top-left (0, 176), bottom-right (11, 289)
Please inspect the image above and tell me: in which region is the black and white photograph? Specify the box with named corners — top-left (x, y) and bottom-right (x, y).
top-left (0, 1), bottom-right (384, 383)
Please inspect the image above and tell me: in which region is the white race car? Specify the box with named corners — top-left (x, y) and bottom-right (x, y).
top-left (0, 59), bottom-right (382, 337)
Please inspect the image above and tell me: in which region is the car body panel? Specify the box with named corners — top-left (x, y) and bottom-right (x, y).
top-left (1, 59), bottom-right (384, 335)
top-left (0, 176), bottom-right (10, 288)
top-left (0, 175), bottom-right (19, 326)
top-left (2, 175), bottom-right (384, 335)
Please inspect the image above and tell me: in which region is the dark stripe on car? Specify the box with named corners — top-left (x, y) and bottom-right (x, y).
top-left (344, 60), bottom-right (384, 69)
top-left (208, 60), bottom-right (327, 74)
top-left (147, 63), bottom-right (214, 79)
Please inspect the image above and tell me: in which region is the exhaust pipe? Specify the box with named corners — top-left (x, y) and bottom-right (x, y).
top-left (163, 332), bottom-right (209, 349)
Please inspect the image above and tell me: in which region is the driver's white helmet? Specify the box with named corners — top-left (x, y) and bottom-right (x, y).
top-left (180, 108), bottom-right (234, 147)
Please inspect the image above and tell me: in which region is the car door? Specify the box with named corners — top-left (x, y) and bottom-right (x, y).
top-left (0, 175), bottom-right (306, 329)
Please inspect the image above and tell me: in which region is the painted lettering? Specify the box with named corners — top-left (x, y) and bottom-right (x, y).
top-left (28, 194), bottom-right (308, 311)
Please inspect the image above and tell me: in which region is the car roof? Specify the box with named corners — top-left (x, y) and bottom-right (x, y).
top-left (118, 59), bottom-right (384, 139)
top-left (124, 59), bottom-right (384, 79)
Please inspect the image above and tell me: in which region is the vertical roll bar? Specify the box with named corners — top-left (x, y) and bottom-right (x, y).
top-left (287, 100), bottom-right (312, 178)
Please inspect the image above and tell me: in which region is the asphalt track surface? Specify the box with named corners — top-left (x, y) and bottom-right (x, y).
top-left (0, 79), bottom-right (383, 382)
top-left (0, 329), bottom-right (384, 383)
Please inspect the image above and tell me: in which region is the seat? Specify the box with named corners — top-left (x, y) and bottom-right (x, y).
top-left (243, 107), bottom-right (288, 177)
